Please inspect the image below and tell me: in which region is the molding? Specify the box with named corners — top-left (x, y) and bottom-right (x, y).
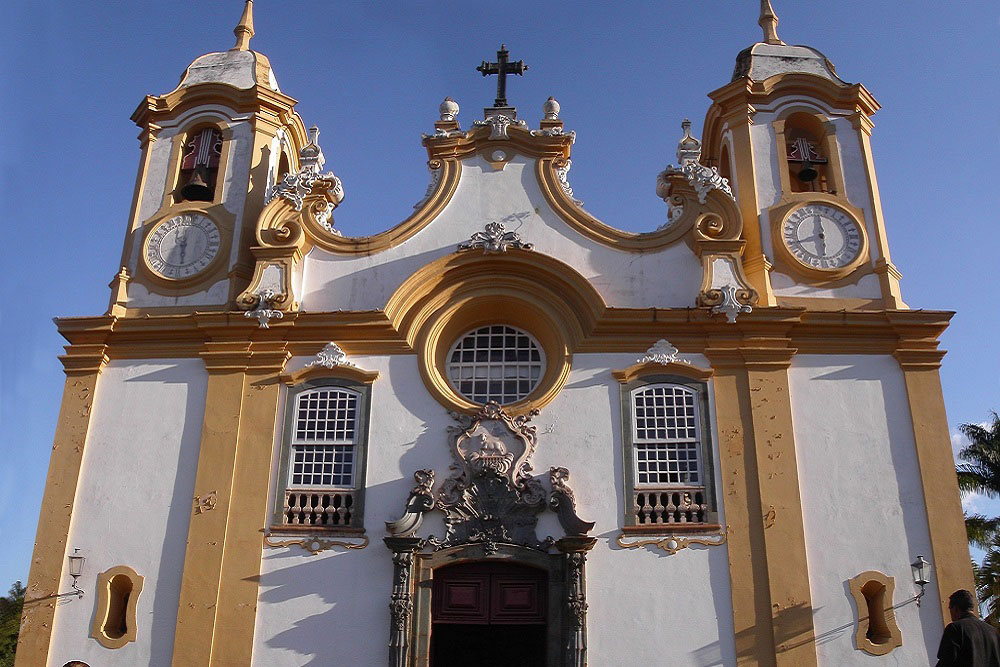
top-left (263, 532), bottom-right (369, 554)
top-left (615, 527), bottom-right (728, 555)
top-left (847, 571), bottom-right (903, 656)
top-left (612, 360), bottom-right (713, 384)
top-left (91, 565), bottom-right (144, 650)
top-left (14, 372), bottom-right (102, 665)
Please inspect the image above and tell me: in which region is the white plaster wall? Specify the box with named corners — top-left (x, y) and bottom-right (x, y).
top-left (48, 359), bottom-right (208, 667)
top-left (749, 98), bottom-right (882, 301)
top-left (252, 352), bottom-right (737, 666)
top-left (299, 154), bottom-right (704, 312)
top-left (790, 355), bottom-right (941, 666)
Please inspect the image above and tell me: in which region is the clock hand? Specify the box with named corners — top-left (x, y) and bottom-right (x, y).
top-left (177, 229), bottom-right (188, 264)
top-left (811, 215), bottom-right (827, 257)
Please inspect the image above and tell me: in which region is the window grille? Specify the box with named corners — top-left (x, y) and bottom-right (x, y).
top-left (289, 388), bottom-right (358, 489)
top-left (447, 325), bottom-right (544, 404)
top-left (632, 385), bottom-right (701, 486)
top-left (623, 381), bottom-right (714, 527)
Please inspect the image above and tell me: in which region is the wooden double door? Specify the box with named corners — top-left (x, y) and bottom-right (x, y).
top-left (430, 561), bottom-right (548, 667)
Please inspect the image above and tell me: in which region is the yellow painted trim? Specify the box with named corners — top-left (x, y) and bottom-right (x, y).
top-left (14, 363), bottom-right (105, 667)
top-left (706, 345), bottom-right (818, 667)
top-left (847, 571), bottom-right (903, 655)
top-left (91, 565), bottom-right (144, 650)
top-left (280, 363), bottom-right (379, 386)
top-left (893, 350), bottom-right (976, 625)
top-left (612, 360), bottom-right (713, 384)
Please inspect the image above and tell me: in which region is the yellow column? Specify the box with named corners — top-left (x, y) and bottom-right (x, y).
top-left (211, 342), bottom-right (289, 667)
top-left (15, 344), bottom-right (109, 667)
top-left (171, 342), bottom-right (253, 666)
top-left (707, 343), bottom-right (818, 667)
top-left (706, 358), bottom-right (774, 667)
top-left (894, 348), bottom-right (976, 624)
top-left (171, 340), bottom-right (289, 666)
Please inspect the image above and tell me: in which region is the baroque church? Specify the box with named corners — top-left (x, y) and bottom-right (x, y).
top-left (17, 2), bottom-right (973, 665)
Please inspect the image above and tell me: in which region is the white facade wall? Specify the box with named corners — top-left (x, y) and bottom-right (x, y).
top-left (299, 155), bottom-right (704, 313)
top-left (790, 355), bottom-right (941, 666)
top-left (252, 352), bottom-right (738, 666)
top-left (48, 359), bottom-right (208, 667)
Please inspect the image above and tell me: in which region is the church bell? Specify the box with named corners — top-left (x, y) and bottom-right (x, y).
top-left (797, 160), bottom-right (819, 183)
top-left (180, 166), bottom-right (214, 201)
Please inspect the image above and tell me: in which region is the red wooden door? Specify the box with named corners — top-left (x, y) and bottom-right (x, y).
top-left (432, 561), bottom-right (547, 625)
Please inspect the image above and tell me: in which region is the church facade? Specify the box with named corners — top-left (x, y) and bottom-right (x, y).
top-left (17, 2), bottom-right (974, 666)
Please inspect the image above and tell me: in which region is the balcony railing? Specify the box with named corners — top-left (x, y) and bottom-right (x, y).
top-left (633, 487), bottom-right (708, 525)
top-left (283, 490), bottom-right (357, 527)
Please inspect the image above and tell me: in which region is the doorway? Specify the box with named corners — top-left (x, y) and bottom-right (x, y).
top-left (430, 561), bottom-right (548, 667)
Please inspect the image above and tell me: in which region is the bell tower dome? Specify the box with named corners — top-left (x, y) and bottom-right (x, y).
top-left (108, 0), bottom-right (310, 315)
top-left (701, 0), bottom-right (904, 309)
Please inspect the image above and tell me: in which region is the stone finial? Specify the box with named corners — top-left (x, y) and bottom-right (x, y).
top-left (759, 0), bottom-right (785, 46)
top-left (676, 119), bottom-right (702, 166)
top-left (233, 0), bottom-right (255, 51)
top-left (542, 96), bottom-right (560, 120)
top-left (300, 126), bottom-right (325, 171)
top-left (439, 97), bottom-right (460, 122)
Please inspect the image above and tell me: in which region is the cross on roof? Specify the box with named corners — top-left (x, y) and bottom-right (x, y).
top-left (476, 44), bottom-right (528, 108)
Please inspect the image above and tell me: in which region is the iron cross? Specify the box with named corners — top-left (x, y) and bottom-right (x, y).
top-left (476, 44), bottom-right (528, 108)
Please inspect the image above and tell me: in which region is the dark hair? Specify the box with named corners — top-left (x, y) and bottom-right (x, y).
top-left (949, 589), bottom-right (976, 612)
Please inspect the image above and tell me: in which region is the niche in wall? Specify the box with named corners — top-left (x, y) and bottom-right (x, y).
top-left (91, 565), bottom-right (143, 649)
top-left (848, 570), bottom-right (902, 655)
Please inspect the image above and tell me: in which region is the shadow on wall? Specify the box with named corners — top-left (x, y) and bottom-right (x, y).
top-left (691, 602), bottom-right (821, 666)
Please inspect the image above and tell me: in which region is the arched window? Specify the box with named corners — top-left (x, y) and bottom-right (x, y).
top-left (178, 126), bottom-right (223, 202)
top-left (783, 113), bottom-right (832, 194)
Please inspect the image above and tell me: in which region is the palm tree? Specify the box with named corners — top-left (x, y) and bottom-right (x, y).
top-left (956, 411), bottom-right (1000, 627)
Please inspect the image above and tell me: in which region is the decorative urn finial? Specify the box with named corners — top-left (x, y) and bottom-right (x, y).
top-left (542, 96), bottom-right (560, 120)
top-left (758, 0), bottom-right (785, 45)
top-left (439, 97), bottom-right (460, 122)
top-left (676, 119), bottom-right (702, 166)
top-left (233, 0), bottom-right (255, 51)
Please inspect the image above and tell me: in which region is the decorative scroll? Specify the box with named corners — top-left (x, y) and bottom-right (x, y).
top-left (267, 126), bottom-right (344, 234)
top-left (306, 342), bottom-right (355, 369)
top-left (549, 467), bottom-right (595, 536)
top-left (244, 288), bottom-right (284, 328)
top-left (472, 114), bottom-right (527, 140)
top-left (458, 221), bottom-right (533, 254)
top-left (637, 339), bottom-right (688, 365)
top-left (553, 158), bottom-right (583, 205)
top-left (264, 533), bottom-right (369, 555)
top-left (385, 403), bottom-right (594, 555)
top-left (615, 527), bottom-right (728, 555)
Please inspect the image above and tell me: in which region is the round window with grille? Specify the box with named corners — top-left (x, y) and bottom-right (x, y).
top-left (446, 325), bottom-right (545, 405)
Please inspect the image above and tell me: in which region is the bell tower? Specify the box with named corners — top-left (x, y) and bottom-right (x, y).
top-left (702, 0), bottom-right (905, 309)
top-left (108, 1), bottom-right (309, 315)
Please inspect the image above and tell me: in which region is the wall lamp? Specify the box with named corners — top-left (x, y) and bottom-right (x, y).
top-left (60, 548), bottom-right (86, 599)
top-left (911, 555), bottom-right (930, 606)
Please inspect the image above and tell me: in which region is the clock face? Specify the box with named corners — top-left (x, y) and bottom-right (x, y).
top-left (781, 204), bottom-right (863, 271)
top-left (145, 213), bottom-right (221, 280)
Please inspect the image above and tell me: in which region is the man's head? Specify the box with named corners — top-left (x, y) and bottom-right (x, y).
top-left (948, 589), bottom-right (976, 621)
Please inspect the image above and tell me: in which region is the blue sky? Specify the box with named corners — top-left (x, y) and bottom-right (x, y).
top-left (1, 1), bottom-right (998, 588)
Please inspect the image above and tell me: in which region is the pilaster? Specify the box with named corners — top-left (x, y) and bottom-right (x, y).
top-left (893, 348), bottom-right (976, 624)
top-left (15, 346), bottom-right (108, 667)
top-left (706, 341), bottom-right (817, 667)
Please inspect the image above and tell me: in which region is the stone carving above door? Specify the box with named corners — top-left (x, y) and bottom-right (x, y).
top-left (385, 402), bottom-right (594, 553)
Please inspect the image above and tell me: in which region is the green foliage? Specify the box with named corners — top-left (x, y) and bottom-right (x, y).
top-left (0, 580), bottom-right (25, 667)
top-left (957, 412), bottom-right (1000, 627)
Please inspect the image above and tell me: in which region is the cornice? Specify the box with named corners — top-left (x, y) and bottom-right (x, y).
top-left (131, 83), bottom-right (299, 128)
top-left (54, 308), bottom-right (954, 363)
